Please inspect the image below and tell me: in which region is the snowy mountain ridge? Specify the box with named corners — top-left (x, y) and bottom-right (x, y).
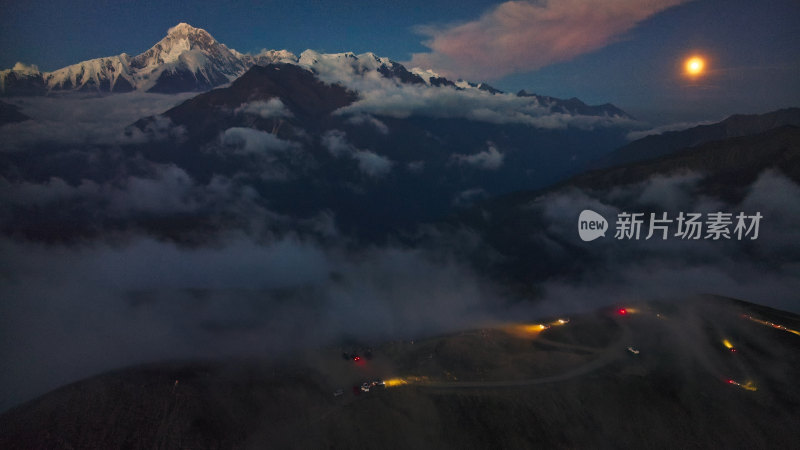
top-left (0, 22), bottom-right (494, 97)
top-left (0, 23), bottom-right (298, 95)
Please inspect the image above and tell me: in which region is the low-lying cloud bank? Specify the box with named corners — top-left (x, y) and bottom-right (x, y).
top-left (2, 166), bottom-right (798, 413)
top-left (0, 234), bottom-right (503, 412)
top-left (0, 92), bottom-right (195, 150)
top-left (297, 50), bottom-right (634, 130)
top-left (336, 78), bottom-right (632, 130)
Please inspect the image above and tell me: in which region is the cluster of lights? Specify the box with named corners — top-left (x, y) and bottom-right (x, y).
top-left (507, 318), bottom-right (570, 338)
top-left (616, 307), bottom-right (642, 316)
top-left (742, 314), bottom-right (800, 337)
top-left (727, 379), bottom-right (757, 391)
top-left (722, 339), bottom-right (737, 353)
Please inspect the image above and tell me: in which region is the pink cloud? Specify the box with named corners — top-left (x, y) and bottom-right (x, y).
top-left (408, 0), bottom-right (690, 80)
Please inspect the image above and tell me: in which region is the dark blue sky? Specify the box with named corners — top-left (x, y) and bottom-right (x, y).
top-left (1, 0), bottom-right (798, 123)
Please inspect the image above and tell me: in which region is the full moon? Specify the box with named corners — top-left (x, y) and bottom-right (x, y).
top-left (685, 56), bottom-right (705, 76)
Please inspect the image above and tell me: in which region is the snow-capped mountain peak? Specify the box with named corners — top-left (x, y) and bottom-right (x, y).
top-left (168, 22), bottom-right (208, 37)
top-left (9, 62), bottom-right (41, 76)
top-left (0, 63), bottom-right (47, 96)
top-left (132, 23), bottom-right (226, 69)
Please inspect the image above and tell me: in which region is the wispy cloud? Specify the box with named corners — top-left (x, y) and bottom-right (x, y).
top-left (235, 98), bottom-right (293, 119)
top-left (221, 127), bottom-right (295, 154)
top-left (409, 0), bottom-right (690, 80)
top-left (626, 120), bottom-right (714, 141)
top-left (451, 143), bottom-right (505, 170)
top-left (321, 130), bottom-right (393, 177)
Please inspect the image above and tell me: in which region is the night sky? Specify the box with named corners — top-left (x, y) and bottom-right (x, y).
top-left (1, 0), bottom-right (799, 123)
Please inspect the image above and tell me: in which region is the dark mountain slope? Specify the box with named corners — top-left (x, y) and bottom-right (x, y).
top-left (492, 125), bottom-right (800, 210)
top-left (594, 108), bottom-right (800, 168)
top-left (156, 63), bottom-right (358, 140)
top-left (1, 297), bottom-right (798, 449)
